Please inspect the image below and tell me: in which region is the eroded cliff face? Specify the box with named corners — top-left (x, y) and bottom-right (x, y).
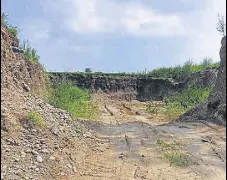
top-left (177, 36), bottom-right (226, 126)
top-left (49, 67), bottom-right (217, 102)
top-left (1, 23), bottom-right (46, 131)
top-left (49, 73), bottom-right (188, 101)
top-left (1, 24), bottom-right (45, 93)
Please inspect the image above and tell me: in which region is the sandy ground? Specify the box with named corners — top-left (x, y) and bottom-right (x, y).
top-left (72, 95), bottom-right (226, 180)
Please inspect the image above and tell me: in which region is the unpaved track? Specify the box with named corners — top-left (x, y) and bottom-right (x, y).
top-left (74, 100), bottom-right (226, 180)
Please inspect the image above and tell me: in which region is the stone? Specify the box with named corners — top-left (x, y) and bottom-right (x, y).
top-left (40, 149), bottom-right (49, 154)
top-left (35, 168), bottom-right (40, 172)
top-left (14, 157), bottom-right (20, 162)
top-left (31, 150), bottom-right (39, 156)
top-left (36, 155), bottom-right (43, 163)
top-left (72, 166), bottom-right (77, 173)
top-left (49, 156), bottom-right (56, 161)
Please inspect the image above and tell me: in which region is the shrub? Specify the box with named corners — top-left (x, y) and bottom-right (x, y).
top-left (21, 41), bottom-right (40, 63)
top-left (28, 112), bottom-right (46, 127)
top-left (48, 80), bottom-right (99, 120)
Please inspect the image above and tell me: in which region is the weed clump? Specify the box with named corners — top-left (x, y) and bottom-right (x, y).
top-left (165, 87), bottom-right (212, 120)
top-left (48, 80), bottom-right (99, 120)
top-left (28, 112), bottom-right (46, 127)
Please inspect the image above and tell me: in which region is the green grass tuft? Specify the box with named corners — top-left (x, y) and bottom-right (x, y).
top-left (28, 112), bottom-right (46, 127)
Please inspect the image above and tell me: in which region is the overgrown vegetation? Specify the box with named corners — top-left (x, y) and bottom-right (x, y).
top-left (164, 87), bottom-right (212, 120)
top-left (167, 87), bottom-right (211, 119)
top-left (146, 87), bottom-right (212, 121)
top-left (48, 80), bottom-right (99, 120)
top-left (28, 112), bottom-right (46, 127)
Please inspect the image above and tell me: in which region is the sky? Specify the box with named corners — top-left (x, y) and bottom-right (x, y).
top-left (2, 0), bottom-right (226, 72)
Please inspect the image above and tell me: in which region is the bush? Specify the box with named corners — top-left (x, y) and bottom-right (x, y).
top-left (28, 112), bottom-right (46, 127)
top-left (48, 80), bottom-right (99, 120)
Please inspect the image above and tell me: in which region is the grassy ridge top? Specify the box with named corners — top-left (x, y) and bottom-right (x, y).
top-left (49, 59), bottom-right (219, 80)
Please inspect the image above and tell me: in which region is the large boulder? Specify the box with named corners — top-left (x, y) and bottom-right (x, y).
top-left (176, 36), bottom-right (226, 126)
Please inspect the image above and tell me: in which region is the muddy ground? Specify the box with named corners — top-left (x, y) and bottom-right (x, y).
top-left (71, 94), bottom-right (226, 180)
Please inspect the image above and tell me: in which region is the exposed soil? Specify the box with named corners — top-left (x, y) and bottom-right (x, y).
top-left (70, 94), bottom-right (226, 180)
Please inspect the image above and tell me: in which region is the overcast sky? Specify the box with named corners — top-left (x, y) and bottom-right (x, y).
top-left (2, 0), bottom-right (226, 72)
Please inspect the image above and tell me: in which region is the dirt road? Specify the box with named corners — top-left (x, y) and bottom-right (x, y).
top-left (73, 98), bottom-right (226, 180)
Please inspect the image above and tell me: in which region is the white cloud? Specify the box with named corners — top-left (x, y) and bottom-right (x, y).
top-left (181, 0), bottom-right (226, 63)
top-left (50, 0), bottom-right (188, 37)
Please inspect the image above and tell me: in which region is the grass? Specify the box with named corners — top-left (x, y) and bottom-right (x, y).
top-left (164, 87), bottom-right (212, 120)
top-left (48, 80), bottom-right (99, 120)
top-left (21, 41), bottom-right (40, 63)
top-left (147, 58), bottom-right (219, 81)
top-left (145, 87), bottom-right (212, 121)
top-left (28, 112), bottom-right (46, 127)
top-left (49, 58), bottom-right (219, 79)
top-left (157, 140), bottom-right (189, 167)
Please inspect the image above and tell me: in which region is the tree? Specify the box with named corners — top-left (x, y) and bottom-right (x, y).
top-left (216, 13), bottom-right (226, 37)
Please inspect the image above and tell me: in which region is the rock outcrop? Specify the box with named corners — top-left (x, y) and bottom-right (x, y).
top-left (176, 36), bottom-right (226, 126)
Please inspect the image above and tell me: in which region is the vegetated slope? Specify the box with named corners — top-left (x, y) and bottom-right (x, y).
top-left (177, 36), bottom-right (226, 126)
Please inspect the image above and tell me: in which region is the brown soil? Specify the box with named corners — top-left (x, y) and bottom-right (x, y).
top-left (71, 94), bottom-right (226, 180)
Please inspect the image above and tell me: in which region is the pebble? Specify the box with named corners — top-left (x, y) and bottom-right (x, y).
top-left (41, 149), bottom-right (49, 154)
top-left (67, 164), bottom-right (72, 169)
top-left (49, 156), bottom-right (55, 160)
top-left (119, 153), bottom-right (124, 159)
top-left (14, 157), bottom-right (20, 162)
top-left (31, 150), bottom-right (39, 156)
top-left (36, 155), bottom-right (43, 163)
top-left (25, 149), bottom-right (32, 153)
top-left (35, 167), bottom-right (40, 172)
top-left (73, 166), bottom-right (77, 173)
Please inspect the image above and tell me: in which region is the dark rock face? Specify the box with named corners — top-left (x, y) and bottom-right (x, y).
top-left (49, 67), bottom-right (217, 102)
top-left (185, 68), bottom-right (218, 88)
top-left (49, 73), bottom-right (185, 101)
top-left (176, 36), bottom-right (226, 126)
